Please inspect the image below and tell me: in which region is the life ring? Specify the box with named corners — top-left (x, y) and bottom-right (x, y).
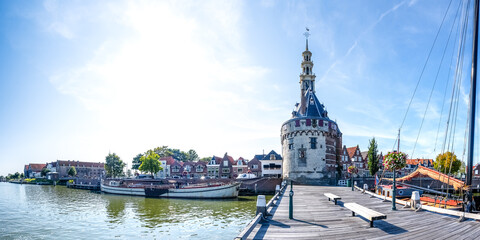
top-left (398, 190), bottom-right (404, 195)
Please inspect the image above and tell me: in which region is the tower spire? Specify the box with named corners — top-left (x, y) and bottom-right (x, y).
top-left (299, 28), bottom-right (315, 115)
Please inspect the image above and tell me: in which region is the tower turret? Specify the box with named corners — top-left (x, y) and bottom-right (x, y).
top-left (299, 29), bottom-right (316, 114)
top-left (281, 28), bottom-right (342, 184)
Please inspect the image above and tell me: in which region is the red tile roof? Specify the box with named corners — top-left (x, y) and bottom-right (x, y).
top-left (406, 159), bottom-right (433, 165)
top-left (160, 156), bottom-right (176, 165)
top-left (212, 156), bottom-right (223, 164)
top-left (29, 164), bottom-right (46, 172)
top-left (346, 147), bottom-right (358, 158)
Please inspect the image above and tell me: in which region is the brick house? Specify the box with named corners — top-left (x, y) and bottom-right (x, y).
top-left (56, 160), bottom-right (104, 178)
top-left (219, 153), bottom-right (234, 179)
top-left (207, 156), bottom-right (223, 178)
top-left (339, 146), bottom-right (352, 177)
top-left (170, 161), bottom-right (184, 178)
top-left (248, 157), bottom-right (262, 177)
top-left (232, 157), bottom-right (248, 178)
top-left (474, 164), bottom-right (480, 178)
top-left (401, 158), bottom-right (434, 175)
top-left (193, 161), bottom-right (207, 178)
top-left (25, 163), bottom-right (46, 178)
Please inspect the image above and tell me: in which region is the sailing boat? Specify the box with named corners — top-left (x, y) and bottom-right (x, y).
top-left (377, 0), bottom-right (479, 213)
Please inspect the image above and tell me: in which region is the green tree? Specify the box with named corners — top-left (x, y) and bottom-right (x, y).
top-left (368, 137), bottom-right (379, 176)
top-left (132, 153), bottom-right (143, 170)
top-left (199, 157), bottom-right (211, 162)
top-left (139, 150), bottom-right (162, 178)
top-left (20, 173), bottom-right (24, 179)
top-left (41, 168), bottom-right (50, 177)
top-left (68, 166), bottom-right (77, 177)
top-left (13, 172), bottom-right (20, 179)
top-left (153, 146), bottom-right (173, 157)
top-left (434, 151), bottom-right (462, 174)
top-left (170, 149), bottom-right (188, 161)
top-left (186, 149), bottom-right (199, 161)
top-left (105, 153), bottom-right (126, 178)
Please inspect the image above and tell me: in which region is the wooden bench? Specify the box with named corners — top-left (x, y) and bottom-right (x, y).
top-left (344, 203), bottom-right (387, 227)
top-left (324, 193), bottom-right (341, 205)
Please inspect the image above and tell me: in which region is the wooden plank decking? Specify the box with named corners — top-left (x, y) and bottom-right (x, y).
top-left (246, 185), bottom-right (479, 239)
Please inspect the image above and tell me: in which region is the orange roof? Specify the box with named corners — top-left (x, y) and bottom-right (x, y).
top-left (406, 159), bottom-right (433, 165)
top-left (346, 147), bottom-right (358, 158)
top-left (160, 156), bottom-right (176, 165)
top-left (29, 164), bottom-right (46, 172)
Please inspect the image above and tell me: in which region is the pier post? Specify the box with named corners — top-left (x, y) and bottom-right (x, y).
top-left (256, 195), bottom-right (267, 218)
top-left (411, 191), bottom-right (420, 210)
top-left (363, 184), bottom-right (368, 194)
top-left (275, 185), bottom-right (280, 199)
top-left (289, 181), bottom-right (294, 219)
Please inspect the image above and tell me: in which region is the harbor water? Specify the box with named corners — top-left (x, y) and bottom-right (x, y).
top-left (0, 182), bottom-right (265, 239)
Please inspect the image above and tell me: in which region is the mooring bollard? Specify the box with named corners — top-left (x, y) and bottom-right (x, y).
top-left (363, 184), bottom-right (368, 194)
top-left (411, 191), bottom-right (420, 210)
top-left (289, 181), bottom-right (294, 219)
top-left (275, 185), bottom-right (280, 199)
top-left (256, 195), bottom-right (267, 218)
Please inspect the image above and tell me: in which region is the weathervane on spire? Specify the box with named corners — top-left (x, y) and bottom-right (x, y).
top-left (304, 27), bottom-right (310, 50)
top-left (303, 27), bottom-right (310, 39)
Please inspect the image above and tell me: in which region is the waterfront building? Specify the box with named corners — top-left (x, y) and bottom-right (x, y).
top-left (56, 160), bottom-right (104, 178)
top-left (24, 163), bottom-right (46, 178)
top-left (233, 157), bottom-right (248, 178)
top-left (402, 158), bottom-right (434, 175)
top-left (219, 153), bottom-right (235, 179)
top-left (170, 160), bottom-right (184, 178)
top-left (281, 32), bottom-right (342, 184)
top-left (260, 150), bottom-right (282, 178)
top-left (207, 156), bottom-right (222, 178)
top-left (192, 161), bottom-right (207, 178)
top-left (155, 156), bottom-right (175, 178)
top-left (474, 164), bottom-right (480, 178)
top-left (247, 157), bottom-right (262, 177)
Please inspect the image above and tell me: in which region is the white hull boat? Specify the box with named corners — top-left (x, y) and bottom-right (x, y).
top-left (101, 180), bottom-right (240, 199)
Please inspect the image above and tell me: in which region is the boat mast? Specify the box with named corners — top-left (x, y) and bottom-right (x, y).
top-left (466, 0), bottom-right (479, 211)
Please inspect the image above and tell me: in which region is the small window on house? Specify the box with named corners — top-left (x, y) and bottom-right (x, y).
top-left (252, 165), bottom-right (258, 169)
top-left (224, 160), bottom-right (228, 166)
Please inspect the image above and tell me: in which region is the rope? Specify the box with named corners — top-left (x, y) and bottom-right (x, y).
top-left (397, 0), bottom-right (454, 133)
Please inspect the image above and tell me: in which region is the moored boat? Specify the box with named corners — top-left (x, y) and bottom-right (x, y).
top-left (101, 179), bottom-right (240, 199)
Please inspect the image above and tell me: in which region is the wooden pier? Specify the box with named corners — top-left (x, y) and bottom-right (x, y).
top-left (244, 185), bottom-right (480, 239)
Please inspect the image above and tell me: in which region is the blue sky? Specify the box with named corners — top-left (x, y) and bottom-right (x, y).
top-left (0, 0), bottom-right (478, 175)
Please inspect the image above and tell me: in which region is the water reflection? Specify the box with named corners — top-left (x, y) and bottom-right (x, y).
top-left (105, 196), bottom-right (126, 223)
top-left (0, 183), bottom-right (267, 240)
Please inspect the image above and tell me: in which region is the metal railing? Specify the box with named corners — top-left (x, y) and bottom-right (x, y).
top-left (235, 181), bottom-right (287, 240)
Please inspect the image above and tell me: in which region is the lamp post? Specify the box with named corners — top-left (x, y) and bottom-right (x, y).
top-left (289, 180), bottom-right (294, 219)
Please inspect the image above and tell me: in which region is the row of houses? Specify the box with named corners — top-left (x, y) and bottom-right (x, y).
top-left (155, 150), bottom-right (283, 179)
top-left (24, 160), bottom-right (105, 179)
top-left (339, 145), bottom-right (435, 178)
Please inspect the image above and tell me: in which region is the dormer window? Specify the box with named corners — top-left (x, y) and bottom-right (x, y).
top-left (270, 154), bottom-right (276, 160)
top-left (223, 160), bottom-right (228, 166)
